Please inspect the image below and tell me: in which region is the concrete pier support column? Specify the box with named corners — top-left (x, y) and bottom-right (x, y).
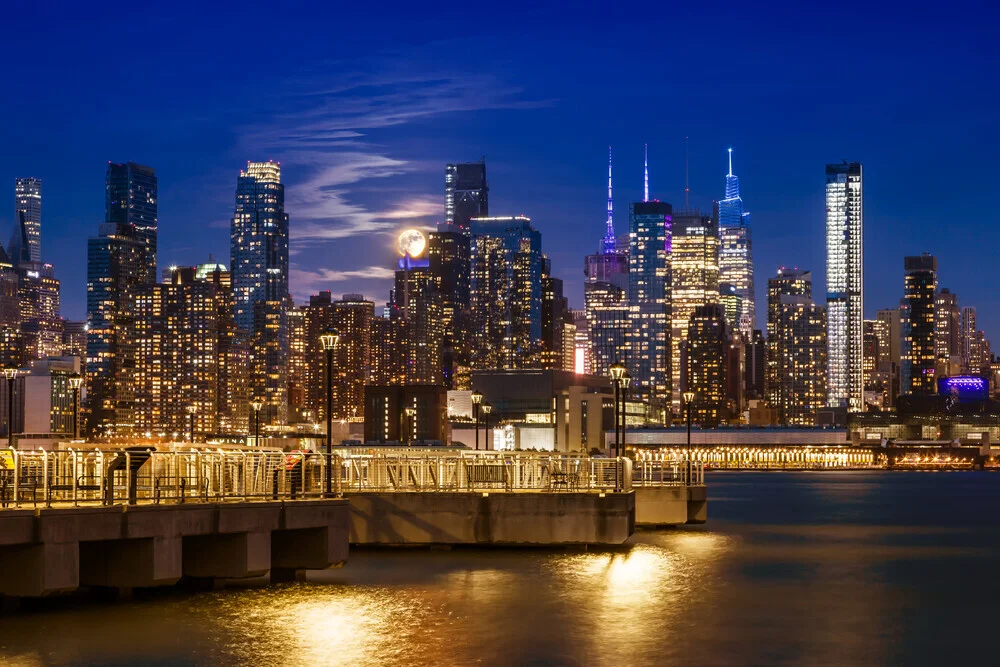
top-left (80, 537), bottom-right (182, 588)
top-left (0, 541), bottom-right (79, 597)
top-left (182, 531), bottom-right (271, 579)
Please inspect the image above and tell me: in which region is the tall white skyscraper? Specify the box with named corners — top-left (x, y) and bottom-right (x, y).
top-left (825, 162), bottom-right (864, 410)
top-left (13, 177), bottom-right (42, 263)
top-left (717, 149), bottom-right (754, 337)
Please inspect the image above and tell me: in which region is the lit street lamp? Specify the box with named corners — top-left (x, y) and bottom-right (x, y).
top-left (319, 328), bottom-right (340, 498)
top-left (4, 368), bottom-right (19, 449)
top-left (186, 405), bottom-right (197, 443)
top-left (250, 399), bottom-right (263, 446)
top-left (481, 403), bottom-right (493, 450)
top-left (608, 363), bottom-right (626, 457)
top-left (620, 372), bottom-right (631, 458)
top-left (471, 390), bottom-right (483, 451)
top-left (404, 406), bottom-right (416, 446)
top-left (69, 373), bottom-right (83, 440)
top-left (683, 390), bottom-right (696, 462)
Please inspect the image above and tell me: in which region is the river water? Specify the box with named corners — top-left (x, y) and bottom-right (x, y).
top-left (1, 471), bottom-right (997, 666)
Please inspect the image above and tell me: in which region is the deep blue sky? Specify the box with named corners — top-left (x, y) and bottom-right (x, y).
top-left (3, 1), bottom-right (997, 337)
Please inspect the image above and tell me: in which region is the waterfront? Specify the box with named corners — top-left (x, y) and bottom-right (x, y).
top-left (1, 471), bottom-right (997, 666)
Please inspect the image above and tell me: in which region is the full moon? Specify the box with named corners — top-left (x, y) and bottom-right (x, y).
top-left (397, 229), bottom-right (427, 257)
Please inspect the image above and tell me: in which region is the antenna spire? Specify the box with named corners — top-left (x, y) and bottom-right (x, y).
top-left (728, 147), bottom-right (733, 177)
top-left (602, 146), bottom-right (616, 254)
top-left (643, 143), bottom-right (649, 203)
top-left (685, 136), bottom-right (690, 210)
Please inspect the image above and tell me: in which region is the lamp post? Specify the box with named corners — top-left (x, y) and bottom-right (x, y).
top-left (481, 403), bottom-right (492, 451)
top-left (319, 328), bottom-right (340, 497)
top-left (4, 368), bottom-right (18, 449)
top-left (69, 373), bottom-right (83, 440)
top-left (620, 372), bottom-right (631, 458)
top-left (683, 390), bottom-right (695, 462)
top-left (186, 405), bottom-right (197, 443)
top-left (471, 390), bottom-right (483, 451)
top-left (250, 399), bottom-right (263, 446)
top-left (608, 363), bottom-right (626, 457)
top-left (404, 406), bottom-right (416, 446)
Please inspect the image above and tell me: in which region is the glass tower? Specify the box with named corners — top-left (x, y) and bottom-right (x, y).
top-left (230, 161), bottom-right (290, 425)
top-left (13, 177), bottom-right (42, 263)
top-left (901, 254), bottom-right (937, 395)
top-left (825, 162), bottom-right (864, 410)
top-left (105, 162), bottom-right (158, 282)
top-left (444, 161), bottom-right (488, 234)
top-left (717, 149), bottom-right (755, 338)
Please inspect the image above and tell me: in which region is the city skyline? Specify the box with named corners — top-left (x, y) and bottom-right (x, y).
top-left (1, 2), bottom-right (995, 338)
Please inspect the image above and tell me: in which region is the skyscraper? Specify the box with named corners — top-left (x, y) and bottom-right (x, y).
top-left (766, 268), bottom-right (812, 411)
top-left (775, 295), bottom-right (827, 425)
top-left (717, 149), bottom-right (755, 337)
top-left (428, 229), bottom-right (470, 387)
top-left (392, 253), bottom-right (444, 384)
top-left (901, 254), bottom-right (937, 395)
top-left (230, 161), bottom-right (290, 425)
top-left (444, 161), bottom-right (488, 233)
top-left (686, 304), bottom-right (729, 425)
top-left (85, 162), bottom-right (158, 437)
top-left (628, 200), bottom-right (672, 416)
top-left (670, 210), bottom-right (720, 408)
top-left (13, 177), bottom-right (42, 263)
top-left (825, 161), bottom-right (864, 410)
top-left (469, 216), bottom-right (543, 369)
top-left (935, 288), bottom-right (961, 377)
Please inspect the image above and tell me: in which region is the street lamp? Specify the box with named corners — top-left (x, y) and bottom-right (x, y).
top-left (620, 372), bottom-right (631, 458)
top-left (608, 362), bottom-right (626, 456)
top-left (471, 390), bottom-right (483, 451)
top-left (68, 373), bottom-right (83, 440)
top-left (683, 390), bottom-right (696, 461)
top-left (404, 406), bottom-right (416, 446)
top-left (186, 405), bottom-right (197, 443)
top-left (250, 399), bottom-right (263, 446)
top-left (319, 328), bottom-right (340, 498)
top-left (481, 403), bottom-right (493, 450)
top-left (4, 368), bottom-right (18, 449)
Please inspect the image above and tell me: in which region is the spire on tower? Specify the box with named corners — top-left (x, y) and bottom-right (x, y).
top-left (643, 143), bottom-right (649, 203)
top-left (728, 147), bottom-right (733, 177)
top-left (602, 146), bottom-right (616, 254)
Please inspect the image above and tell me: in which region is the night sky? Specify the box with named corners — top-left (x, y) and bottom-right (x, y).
top-left (3, 1), bottom-right (997, 337)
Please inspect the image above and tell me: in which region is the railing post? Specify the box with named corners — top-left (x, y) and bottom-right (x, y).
top-left (43, 449), bottom-right (50, 507)
top-left (72, 449), bottom-right (78, 506)
top-left (12, 449), bottom-right (19, 507)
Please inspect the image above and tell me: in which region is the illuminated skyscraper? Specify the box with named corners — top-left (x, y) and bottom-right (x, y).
top-left (671, 210), bottom-right (719, 409)
top-left (85, 162), bottom-right (157, 437)
top-left (686, 304), bottom-right (729, 425)
top-left (766, 268), bottom-right (812, 409)
top-left (541, 258), bottom-right (573, 371)
top-left (444, 161), bottom-right (488, 233)
top-left (12, 177), bottom-right (42, 263)
top-left (718, 149), bottom-right (755, 337)
top-left (901, 254), bottom-right (937, 394)
top-left (428, 229), bottom-right (470, 387)
top-left (16, 262), bottom-right (62, 359)
top-left (470, 216), bottom-right (543, 369)
top-left (392, 254), bottom-right (444, 384)
top-left (230, 161), bottom-right (290, 425)
top-left (775, 295), bottom-right (827, 425)
top-left (628, 200), bottom-right (672, 415)
top-left (825, 161), bottom-right (864, 410)
top-left (934, 288), bottom-right (961, 377)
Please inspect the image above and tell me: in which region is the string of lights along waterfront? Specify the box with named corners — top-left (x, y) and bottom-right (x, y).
top-left (0, 144), bottom-right (997, 446)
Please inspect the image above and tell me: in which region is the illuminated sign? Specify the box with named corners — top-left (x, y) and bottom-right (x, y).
top-left (938, 376), bottom-right (990, 402)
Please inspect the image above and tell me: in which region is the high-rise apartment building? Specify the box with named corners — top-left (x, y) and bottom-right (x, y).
top-left (428, 229), bottom-right (470, 387)
top-left (901, 254), bottom-right (937, 394)
top-left (774, 295), bottom-right (827, 425)
top-left (935, 288), bottom-right (961, 377)
top-left (13, 177), bottom-right (42, 263)
top-left (766, 268), bottom-right (812, 410)
top-left (825, 161), bottom-right (864, 410)
top-left (230, 161), bottom-right (290, 426)
top-left (717, 150), bottom-right (755, 337)
top-left (628, 200), bottom-right (672, 416)
top-left (393, 255), bottom-right (444, 384)
top-left (469, 216), bottom-right (543, 369)
top-left (541, 259), bottom-right (572, 370)
top-left (686, 304), bottom-right (729, 425)
top-left (16, 262), bottom-right (62, 359)
top-left (671, 210), bottom-right (719, 407)
top-left (85, 162), bottom-right (158, 437)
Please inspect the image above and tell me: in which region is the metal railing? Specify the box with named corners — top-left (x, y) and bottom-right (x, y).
top-left (0, 449), bottom-right (338, 508)
top-left (632, 459), bottom-right (705, 487)
top-left (338, 453), bottom-right (632, 493)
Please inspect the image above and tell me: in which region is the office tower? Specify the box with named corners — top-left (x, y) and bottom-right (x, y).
top-left (230, 161), bottom-right (290, 426)
top-left (393, 253), bottom-right (444, 384)
top-left (571, 309), bottom-right (591, 375)
top-left (16, 262), bottom-right (62, 359)
top-left (686, 304), bottom-right (729, 425)
top-left (0, 247), bottom-right (18, 328)
top-left (825, 161), bottom-right (864, 410)
top-left (469, 216), bottom-right (543, 369)
top-left (105, 163), bottom-right (158, 281)
top-left (86, 164), bottom-right (157, 437)
top-left (12, 177), bottom-right (42, 263)
top-left (541, 258), bottom-right (571, 370)
top-left (863, 319), bottom-right (887, 408)
top-left (117, 263), bottom-right (248, 437)
top-left (766, 268), bottom-right (812, 410)
top-left (901, 254), bottom-right (937, 394)
top-left (935, 288), bottom-right (961, 378)
top-left (628, 200), bottom-right (672, 416)
top-left (369, 313), bottom-right (403, 386)
top-left (959, 307), bottom-right (991, 375)
top-left (745, 329), bottom-right (766, 402)
top-left (877, 308), bottom-right (901, 368)
top-left (718, 283), bottom-right (742, 333)
top-left (774, 295), bottom-right (827, 425)
top-left (288, 291), bottom-right (331, 421)
top-left (428, 229), bottom-right (470, 387)
top-left (717, 149), bottom-right (755, 337)
top-left (671, 210), bottom-right (720, 409)
top-left (726, 331), bottom-right (746, 416)
top-left (445, 161), bottom-right (488, 233)
top-left (61, 320), bottom-right (88, 357)
top-left (286, 305), bottom-right (308, 415)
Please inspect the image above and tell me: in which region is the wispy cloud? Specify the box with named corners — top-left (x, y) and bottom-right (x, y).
top-left (289, 264), bottom-right (396, 302)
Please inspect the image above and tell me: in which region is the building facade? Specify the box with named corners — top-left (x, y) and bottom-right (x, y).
top-left (766, 268), bottom-right (812, 410)
top-left (686, 304), bottom-right (729, 425)
top-left (717, 150), bottom-right (755, 337)
top-left (775, 296), bottom-right (827, 425)
top-left (13, 177), bottom-right (42, 263)
top-left (901, 254), bottom-right (937, 395)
